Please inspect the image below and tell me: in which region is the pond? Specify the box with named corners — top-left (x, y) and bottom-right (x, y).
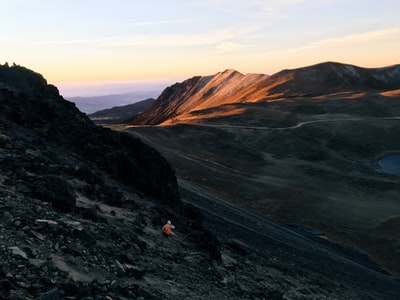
top-left (376, 153), bottom-right (400, 176)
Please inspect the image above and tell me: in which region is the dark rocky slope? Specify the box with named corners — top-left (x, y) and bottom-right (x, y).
top-left (0, 64), bottom-right (222, 299)
top-left (0, 64), bottom-right (177, 207)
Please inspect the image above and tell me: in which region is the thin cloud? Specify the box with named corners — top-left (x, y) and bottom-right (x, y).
top-left (197, 0), bottom-right (314, 6)
top-left (5, 25), bottom-right (258, 49)
top-left (296, 28), bottom-right (400, 51)
top-left (216, 41), bottom-right (254, 53)
top-left (207, 27), bottom-right (400, 65)
top-left (97, 26), bottom-right (257, 48)
top-left (131, 20), bottom-right (182, 27)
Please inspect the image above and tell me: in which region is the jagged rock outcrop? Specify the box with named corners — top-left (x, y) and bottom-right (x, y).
top-left (0, 64), bottom-right (179, 207)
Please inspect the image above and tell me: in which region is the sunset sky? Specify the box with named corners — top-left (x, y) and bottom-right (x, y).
top-left (1, 0), bottom-right (399, 96)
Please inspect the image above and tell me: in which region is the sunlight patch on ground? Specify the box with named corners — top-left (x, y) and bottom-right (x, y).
top-left (381, 89), bottom-right (400, 97)
top-left (162, 107), bottom-right (247, 125)
top-left (314, 91), bottom-right (367, 100)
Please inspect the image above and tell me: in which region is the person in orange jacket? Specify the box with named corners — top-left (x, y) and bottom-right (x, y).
top-left (162, 220), bottom-right (176, 237)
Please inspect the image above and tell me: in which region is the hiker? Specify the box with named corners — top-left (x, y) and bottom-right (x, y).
top-left (162, 220), bottom-right (176, 237)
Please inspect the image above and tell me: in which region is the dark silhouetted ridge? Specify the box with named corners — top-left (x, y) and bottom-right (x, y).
top-left (0, 63), bottom-right (180, 206)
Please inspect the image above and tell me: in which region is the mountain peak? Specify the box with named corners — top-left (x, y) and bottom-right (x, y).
top-left (214, 69), bottom-right (243, 81)
top-left (221, 68), bottom-right (241, 74)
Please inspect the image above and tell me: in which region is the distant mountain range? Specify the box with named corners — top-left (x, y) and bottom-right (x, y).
top-left (130, 62), bottom-right (400, 125)
top-left (68, 91), bottom-right (160, 114)
top-left (89, 98), bottom-right (155, 125)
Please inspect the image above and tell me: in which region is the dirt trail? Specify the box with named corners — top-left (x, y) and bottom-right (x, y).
top-left (126, 116), bottom-right (400, 132)
top-left (188, 116), bottom-right (400, 131)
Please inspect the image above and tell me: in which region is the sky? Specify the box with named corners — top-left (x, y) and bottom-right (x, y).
top-left (1, 0), bottom-right (400, 97)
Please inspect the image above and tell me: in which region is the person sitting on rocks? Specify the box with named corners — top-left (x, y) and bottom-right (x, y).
top-left (162, 220), bottom-right (176, 237)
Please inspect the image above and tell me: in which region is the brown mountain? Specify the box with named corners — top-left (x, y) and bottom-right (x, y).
top-left (131, 69), bottom-right (269, 125)
top-left (132, 62), bottom-right (400, 125)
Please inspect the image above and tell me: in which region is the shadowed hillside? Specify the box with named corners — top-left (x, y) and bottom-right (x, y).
top-left (0, 64), bottom-right (228, 299)
top-left (0, 65), bottom-right (178, 206)
top-left (120, 62), bottom-right (400, 277)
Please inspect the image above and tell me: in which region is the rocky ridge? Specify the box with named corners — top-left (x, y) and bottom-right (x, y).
top-left (131, 62), bottom-right (400, 125)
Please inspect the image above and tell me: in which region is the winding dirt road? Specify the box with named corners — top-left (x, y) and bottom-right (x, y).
top-left (192, 116), bottom-right (400, 131)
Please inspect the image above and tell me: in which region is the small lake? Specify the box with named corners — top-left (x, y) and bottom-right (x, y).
top-left (376, 153), bottom-right (400, 176)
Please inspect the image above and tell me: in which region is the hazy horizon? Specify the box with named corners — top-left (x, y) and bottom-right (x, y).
top-left (58, 78), bottom-right (178, 113)
top-left (2, 0), bottom-right (399, 86)
top-left (57, 78), bottom-right (182, 98)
